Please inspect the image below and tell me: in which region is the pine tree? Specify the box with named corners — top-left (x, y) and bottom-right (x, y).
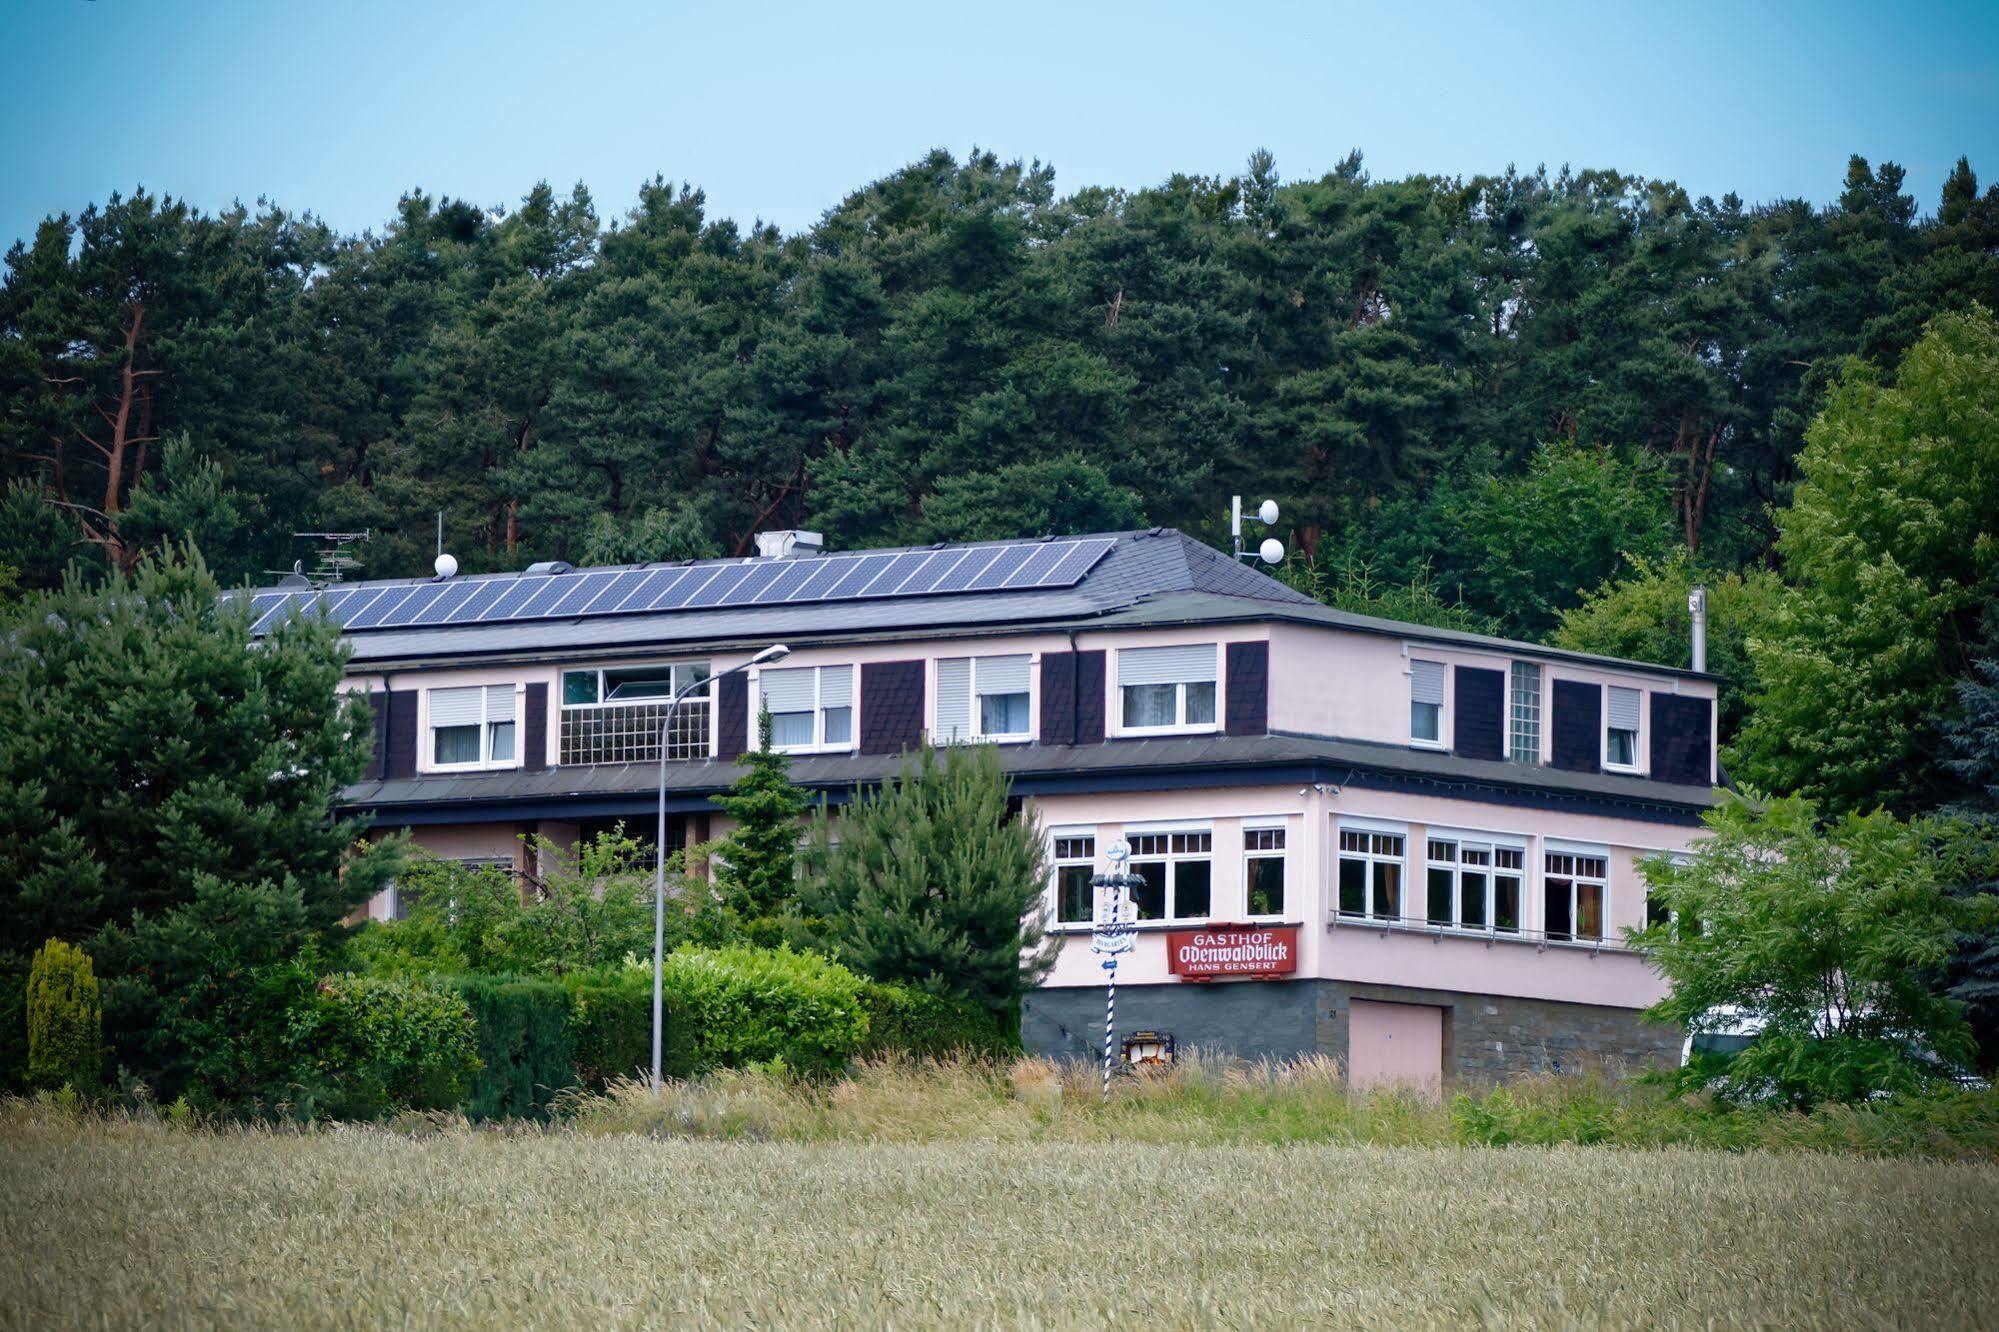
top-left (713, 712), bottom-right (812, 945)
top-left (0, 547), bottom-right (395, 1099)
top-left (793, 745), bottom-right (1052, 1034)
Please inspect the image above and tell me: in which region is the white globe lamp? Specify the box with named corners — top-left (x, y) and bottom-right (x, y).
top-left (434, 552), bottom-right (459, 579)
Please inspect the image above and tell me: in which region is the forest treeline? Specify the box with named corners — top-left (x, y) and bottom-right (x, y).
top-left (4, 147), bottom-right (1995, 611)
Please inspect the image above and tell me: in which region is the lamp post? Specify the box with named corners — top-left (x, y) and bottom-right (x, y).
top-left (653, 642), bottom-right (789, 1088)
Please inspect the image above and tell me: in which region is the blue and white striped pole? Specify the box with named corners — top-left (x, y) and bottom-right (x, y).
top-left (1090, 839), bottom-right (1136, 1101)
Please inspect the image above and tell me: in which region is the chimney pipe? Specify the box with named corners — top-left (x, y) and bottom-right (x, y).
top-left (1689, 586), bottom-right (1708, 674)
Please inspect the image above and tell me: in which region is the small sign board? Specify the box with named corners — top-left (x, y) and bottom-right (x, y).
top-left (1166, 925), bottom-right (1300, 979)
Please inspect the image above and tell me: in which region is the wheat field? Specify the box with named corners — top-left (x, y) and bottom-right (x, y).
top-left (4, 1110), bottom-right (1997, 1329)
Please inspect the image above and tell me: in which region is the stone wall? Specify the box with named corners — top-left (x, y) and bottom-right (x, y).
top-left (1023, 978), bottom-right (1682, 1081)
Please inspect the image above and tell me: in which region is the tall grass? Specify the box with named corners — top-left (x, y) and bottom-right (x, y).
top-left (555, 1054), bottom-right (1999, 1159)
top-left (4, 1092), bottom-right (1996, 1329)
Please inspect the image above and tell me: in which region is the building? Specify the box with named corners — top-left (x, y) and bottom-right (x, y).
top-left (246, 527), bottom-right (1717, 1083)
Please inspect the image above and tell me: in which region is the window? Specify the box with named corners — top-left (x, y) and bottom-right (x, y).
top-left (1128, 831), bottom-right (1213, 921)
top-left (1052, 834), bottom-right (1096, 924)
top-left (1424, 838), bottom-right (1524, 932)
top-left (563, 663), bottom-right (710, 706)
top-left (427, 684), bottom-right (518, 769)
top-left (936, 655), bottom-right (1032, 742)
top-left (1545, 851), bottom-right (1609, 942)
top-left (1606, 685), bottom-right (1641, 769)
top-left (1508, 661), bottom-right (1542, 764)
top-left (1244, 827), bottom-right (1287, 917)
top-left (1338, 829), bottom-right (1405, 920)
top-left (559, 663), bottom-right (712, 764)
top-left (388, 856), bottom-right (512, 921)
top-left (758, 664), bottom-right (854, 752)
top-left (1410, 659), bottom-right (1445, 745)
top-left (1117, 644), bottom-right (1218, 731)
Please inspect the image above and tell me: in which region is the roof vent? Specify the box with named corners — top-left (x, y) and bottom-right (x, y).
top-left (753, 530), bottom-right (825, 559)
top-left (523, 560), bottom-right (572, 576)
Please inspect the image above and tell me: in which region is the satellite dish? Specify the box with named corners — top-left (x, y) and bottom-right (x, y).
top-left (434, 553), bottom-right (459, 579)
top-left (1257, 499), bottom-right (1280, 525)
top-left (1258, 537), bottom-right (1284, 566)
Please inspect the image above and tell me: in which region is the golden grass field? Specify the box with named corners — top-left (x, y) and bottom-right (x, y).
top-left (4, 1093), bottom-right (1998, 1330)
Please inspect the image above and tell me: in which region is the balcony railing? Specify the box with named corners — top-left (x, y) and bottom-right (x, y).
top-left (559, 699), bottom-right (710, 766)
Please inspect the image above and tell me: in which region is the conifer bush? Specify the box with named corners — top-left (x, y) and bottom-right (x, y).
top-left (25, 939), bottom-right (102, 1092)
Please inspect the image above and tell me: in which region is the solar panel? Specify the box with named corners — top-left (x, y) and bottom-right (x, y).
top-left (250, 536), bottom-right (1118, 635)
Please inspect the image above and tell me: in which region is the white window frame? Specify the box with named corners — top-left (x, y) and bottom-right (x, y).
top-left (1126, 828), bottom-right (1216, 923)
top-left (1422, 831), bottom-right (1527, 934)
top-left (1408, 657), bottom-right (1448, 750)
top-left (1336, 824), bottom-right (1408, 922)
top-left (1544, 847), bottom-right (1611, 943)
top-left (1049, 828), bottom-right (1098, 926)
top-left (1113, 644), bottom-right (1222, 737)
top-left (754, 664), bottom-right (856, 755)
top-left (560, 662), bottom-right (712, 709)
top-left (422, 684), bottom-right (523, 774)
top-left (1603, 684), bottom-right (1644, 773)
top-left (1242, 823), bottom-right (1289, 920)
top-left (936, 654), bottom-right (1036, 744)
top-left (1508, 661), bottom-right (1543, 765)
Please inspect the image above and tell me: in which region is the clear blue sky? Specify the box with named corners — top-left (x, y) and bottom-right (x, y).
top-left (2, 0), bottom-right (1994, 248)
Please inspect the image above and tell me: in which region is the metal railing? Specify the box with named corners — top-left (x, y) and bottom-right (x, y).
top-left (559, 699), bottom-right (710, 766)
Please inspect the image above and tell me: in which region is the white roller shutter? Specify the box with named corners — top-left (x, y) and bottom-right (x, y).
top-left (758, 667), bottom-right (817, 714)
top-left (1118, 643), bottom-right (1217, 687)
top-left (974, 654), bottom-right (1031, 695)
top-left (819, 664), bottom-right (854, 707)
top-left (1607, 686), bottom-right (1642, 732)
top-left (428, 686), bottom-right (483, 727)
top-left (1410, 659), bottom-right (1446, 705)
top-left (485, 683), bottom-right (517, 723)
top-left (935, 658), bottom-right (972, 742)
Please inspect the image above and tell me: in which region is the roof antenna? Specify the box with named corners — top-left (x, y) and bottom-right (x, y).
top-left (1231, 496), bottom-right (1285, 566)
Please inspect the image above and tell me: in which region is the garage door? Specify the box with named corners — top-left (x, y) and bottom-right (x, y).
top-left (1347, 1000), bottom-right (1445, 1091)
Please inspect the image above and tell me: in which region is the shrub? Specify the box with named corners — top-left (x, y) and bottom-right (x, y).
top-left (26, 939), bottom-right (102, 1092)
top-left (447, 976), bottom-right (576, 1120)
top-left (567, 979), bottom-right (697, 1086)
top-left (858, 981), bottom-right (1011, 1060)
top-left (661, 945), bottom-right (869, 1075)
top-left (282, 974), bottom-right (479, 1119)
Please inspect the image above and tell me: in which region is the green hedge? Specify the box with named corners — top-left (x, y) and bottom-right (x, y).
top-left (448, 977), bottom-right (576, 1120)
top-left (660, 945), bottom-right (869, 1076)
top-left (567, 981), bottom-right (696, 1086)
top-left (284, 974), bottom-right (479, 1119)
top-left (857, 982), bottom-right (1012, 1060)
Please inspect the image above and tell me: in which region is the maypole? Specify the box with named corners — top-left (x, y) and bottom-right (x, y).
top-left (1089, 839), bottom-right (1138, 1100)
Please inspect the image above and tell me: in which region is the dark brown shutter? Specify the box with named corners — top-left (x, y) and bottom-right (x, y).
top-left (1550, 679), bottom-right (1602, 773)
top-left (860, 660), bottom-right (925, 755)
top-left (1224, 641), bottom-right (1269, 736)
top-left (1649, 693), bottom-right (1714, 786)
top-left (522, 682), bottom-right (549, 772)
top-left (383, 689), bottom-right (419, 779)
top-left (1452, 666), bottom-right (1505, 761)
top-left (715, 672), bottom-right (750, 762)
top-left (1039, 650), bottom-right (1107, 746)
top-left (361, 692), bottom-right (386, 780)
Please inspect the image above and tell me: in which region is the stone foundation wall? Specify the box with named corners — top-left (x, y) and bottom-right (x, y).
top-left (1023, 979), bottom-right (1682, 1081)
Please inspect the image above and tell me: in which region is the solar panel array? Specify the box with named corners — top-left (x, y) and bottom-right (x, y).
top-left (247, 536), bottom-right (1118, 635)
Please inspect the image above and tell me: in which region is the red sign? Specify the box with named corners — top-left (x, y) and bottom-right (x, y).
top-left (1166, 925), bottom-right (1300, 979)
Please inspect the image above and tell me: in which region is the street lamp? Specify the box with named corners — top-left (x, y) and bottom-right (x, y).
top-left (653, 642), bottom-right (789, 1087)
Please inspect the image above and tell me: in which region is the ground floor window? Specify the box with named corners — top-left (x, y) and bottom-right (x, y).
top-left (1338, 829), bottom-right (1405, 920)
top-left (1052, 834), bottom-right (1096, 924)
top-left (1425, 838), bottom-right (1524, 932)
top-left (1129, 831), bottom-right (1212, 921)
top-left (1544, 851), bottom-right (1608, 941)
top-left (1244, 826), bottom-right (1286, 917)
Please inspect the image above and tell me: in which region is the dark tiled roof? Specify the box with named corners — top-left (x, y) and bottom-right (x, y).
top-left (341, 731), bottom-right (1716, 824)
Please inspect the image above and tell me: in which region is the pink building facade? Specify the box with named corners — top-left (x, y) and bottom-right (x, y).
top-left (252, 528), bottom-right (1716, 1081)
